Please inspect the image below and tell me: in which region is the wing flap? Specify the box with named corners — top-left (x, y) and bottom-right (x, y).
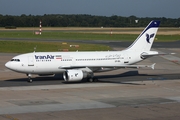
top-left (58, 63), bottom-right (156, 70)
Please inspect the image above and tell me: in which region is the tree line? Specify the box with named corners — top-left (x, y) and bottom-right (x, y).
top-left (0, 14), bottom-right (180, 28)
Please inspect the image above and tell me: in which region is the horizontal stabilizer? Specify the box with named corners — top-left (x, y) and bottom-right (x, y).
top-left (141, 51), bottom-right (176, 59)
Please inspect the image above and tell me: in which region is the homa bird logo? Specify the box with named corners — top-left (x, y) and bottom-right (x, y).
top-left (75, 73), bottom-right (78, 77)
top-left (146, 33), bottom-right (155, 43)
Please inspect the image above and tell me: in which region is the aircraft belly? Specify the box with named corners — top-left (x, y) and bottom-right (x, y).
top-left (34, 63), bottom-right (65, 74)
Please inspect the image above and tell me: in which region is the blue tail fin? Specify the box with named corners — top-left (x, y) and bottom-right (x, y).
top-left (126, 20), bottom-right (160, 51)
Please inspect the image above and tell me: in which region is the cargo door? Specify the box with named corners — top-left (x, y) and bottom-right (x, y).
top-left (124, 53), bottom-right (130, 64)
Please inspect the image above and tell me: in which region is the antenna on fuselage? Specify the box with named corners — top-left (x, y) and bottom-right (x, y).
top-left (34, 46), bottom-right (37, 53)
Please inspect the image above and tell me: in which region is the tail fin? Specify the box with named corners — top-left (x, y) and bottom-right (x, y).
top-left (126, 20), bottom-right (160, 51)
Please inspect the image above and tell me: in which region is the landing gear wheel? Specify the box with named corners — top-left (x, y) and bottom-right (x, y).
top-left (93, 78), bottom-right (98, 82)
top-left (28, 79), bottom-right (33, 83)
top-left (27, 74), bottom-right (33, 83)
top-left (88, 78), bottom-right (98, 82)
top-left (89, 78), bottom-right (93, 82)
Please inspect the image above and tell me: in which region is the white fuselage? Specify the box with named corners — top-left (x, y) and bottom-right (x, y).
top-left (5, 50), bottom-right (142, 74)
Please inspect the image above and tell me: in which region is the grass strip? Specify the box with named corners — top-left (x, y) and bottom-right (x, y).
top-left (0, 31), bottom-right (179, 41)
top-left (0, 40), bottom-right (111, 53)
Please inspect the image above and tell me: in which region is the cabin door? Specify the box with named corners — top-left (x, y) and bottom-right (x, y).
top-left (28, 56), bottom-right (34, 66)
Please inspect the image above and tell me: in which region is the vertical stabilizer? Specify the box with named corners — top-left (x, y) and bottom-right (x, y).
top-left (126, 20), bottom-right (160, 51)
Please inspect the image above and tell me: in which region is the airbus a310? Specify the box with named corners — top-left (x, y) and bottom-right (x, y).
top-left (5, 20), bottom-right (160, 83)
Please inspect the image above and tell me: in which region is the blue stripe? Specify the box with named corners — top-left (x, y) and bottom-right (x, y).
top-left (136, 20), bottom-right (160, 40)
top-left (126, 20), bottom-right (160, 50)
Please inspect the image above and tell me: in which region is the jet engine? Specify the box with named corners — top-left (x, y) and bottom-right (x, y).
top-left (63, 70), bottom-right (88, 82)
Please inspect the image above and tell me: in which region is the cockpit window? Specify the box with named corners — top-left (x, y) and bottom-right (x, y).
top-left (11, 59), bottom-right (20, 62)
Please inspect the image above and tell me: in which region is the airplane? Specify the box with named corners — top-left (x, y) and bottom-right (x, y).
top-left (5, 20), bottom-right (160, 83)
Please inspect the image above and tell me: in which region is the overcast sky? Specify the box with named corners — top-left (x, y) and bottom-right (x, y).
top-left (0, 0), bottom-right (179, 18)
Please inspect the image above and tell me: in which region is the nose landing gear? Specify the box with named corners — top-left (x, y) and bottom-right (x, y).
top-left (27, 74), bottom-right (33, 83)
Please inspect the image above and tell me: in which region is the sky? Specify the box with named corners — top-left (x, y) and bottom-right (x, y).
top-left (0, 0), bottom-right (179, 18)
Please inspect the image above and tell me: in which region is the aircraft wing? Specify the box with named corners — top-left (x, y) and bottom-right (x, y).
top-left (115, 63), bottom-right (156, 69)
top-left (58, 63), bottom-right (156, 70)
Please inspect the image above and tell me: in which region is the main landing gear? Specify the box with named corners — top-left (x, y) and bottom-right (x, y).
top-left (27, 74), bottom-right (33, 83)
top-left (87, 72), bottom-right (98, 82)
top-left (88, 77), bottom-right (98, 82)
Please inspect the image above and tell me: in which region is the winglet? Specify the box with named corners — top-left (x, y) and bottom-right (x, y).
top-left (151, 63), bottom-right (156, 70)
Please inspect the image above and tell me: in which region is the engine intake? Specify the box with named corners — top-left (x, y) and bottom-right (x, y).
top-left (63, 70), bottom-right (88, 82)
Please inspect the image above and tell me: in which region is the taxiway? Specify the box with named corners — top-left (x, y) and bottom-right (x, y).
top-left (0, 41), bottom-right (180, 120)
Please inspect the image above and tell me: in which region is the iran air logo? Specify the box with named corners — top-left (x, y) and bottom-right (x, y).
top-left (146, 33), bottom-right (155, 43)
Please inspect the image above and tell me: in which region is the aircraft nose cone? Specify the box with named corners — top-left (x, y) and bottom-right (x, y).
top-left (5, 62), bottom-right (11, 69)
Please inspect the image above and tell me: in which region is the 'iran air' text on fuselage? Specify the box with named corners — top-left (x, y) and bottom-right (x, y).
top-left (35, 55), bottom-right (54, 59)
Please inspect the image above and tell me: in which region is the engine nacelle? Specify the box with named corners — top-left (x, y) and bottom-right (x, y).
top-left (63, 70), bottom-right (88, 82)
